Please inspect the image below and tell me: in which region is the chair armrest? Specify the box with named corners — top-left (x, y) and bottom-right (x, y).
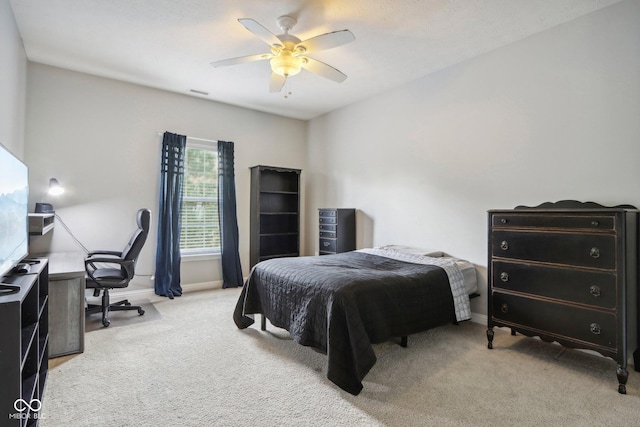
top-left (87, 250), bottom-right (122, 257)
top-left (85, 253), bottom-right (123, 275)
top-left (84, 257), bottom-right (129, 264)
top-left (84, 258), bottom-right (136, 282)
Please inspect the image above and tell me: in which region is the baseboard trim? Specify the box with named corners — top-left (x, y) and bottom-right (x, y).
top-left (109, 281), bottom-right (223, 303)
top-left (470, 312), bottom-right (487, 325)
top-left (112, 285), bottom-right (490, 326)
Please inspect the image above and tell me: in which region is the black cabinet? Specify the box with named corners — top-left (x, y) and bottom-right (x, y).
top-left (486, 201), bottom-right (639, 394)
top-left (0, 258), bottom-right (49, 426)
top-left (318, 209), bottom-right (356, 255)
top-left (250, 165), bottom-right (301, 268)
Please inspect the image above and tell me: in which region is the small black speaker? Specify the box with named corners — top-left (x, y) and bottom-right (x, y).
top-left (35, 202), bottom-right (54, 213)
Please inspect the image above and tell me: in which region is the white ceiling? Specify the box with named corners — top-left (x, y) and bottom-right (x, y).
top-left (9, 0), bottom-right (623, 120)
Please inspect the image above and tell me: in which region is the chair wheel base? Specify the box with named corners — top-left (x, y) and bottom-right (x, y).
top-left (86, 292), bottom-right (146, 327)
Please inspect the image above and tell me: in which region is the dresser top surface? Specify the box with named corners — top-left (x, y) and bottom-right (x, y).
top-left (489, 200), bottom-right (638, 213)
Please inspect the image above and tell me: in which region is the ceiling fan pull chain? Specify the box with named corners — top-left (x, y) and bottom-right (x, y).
top-left (284, 79), bottom-right (293, 99)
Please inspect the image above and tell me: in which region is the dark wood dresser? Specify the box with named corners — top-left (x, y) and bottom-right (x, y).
top-left (486, 200), bottom-right (639, 394)
top-left (318, 209), bottom-right (356, 255)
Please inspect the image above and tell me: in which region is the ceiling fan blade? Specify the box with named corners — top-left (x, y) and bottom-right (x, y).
top-left (238, 18), bottom-right (282, 47)
top-left (297, 30), bottom-right (355, 52)
top-left (210, 53), bottom-right (271, 68)
top-left (269, 73), bottom-right (286, 93)
top-left (301, 57), bottom-right (347, 83)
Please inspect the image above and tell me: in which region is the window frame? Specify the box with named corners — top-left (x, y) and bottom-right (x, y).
top-left (180, 140), bottom-right (221, 258)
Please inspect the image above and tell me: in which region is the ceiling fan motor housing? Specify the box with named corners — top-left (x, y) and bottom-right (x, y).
top-left (276, 15), bottom-right (297, 33)
top-left (271, 23), bottom-right (305, 78)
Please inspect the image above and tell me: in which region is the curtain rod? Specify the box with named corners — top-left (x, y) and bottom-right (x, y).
top-left (156, 132), bottom-right (218, 144)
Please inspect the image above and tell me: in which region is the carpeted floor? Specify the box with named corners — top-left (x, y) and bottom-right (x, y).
top-left (41, 288), bottom-right (640, 426)
top-left (84, 299), bottom-right (161, 332)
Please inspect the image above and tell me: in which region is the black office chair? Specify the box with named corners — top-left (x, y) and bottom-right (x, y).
top-left (85, 208), bottom-right (151, 327)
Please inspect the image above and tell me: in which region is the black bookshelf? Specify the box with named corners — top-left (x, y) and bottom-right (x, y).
top-left (249, 165), bottom-right (301, 268)
top-left (0, 258), bottom-right (49, 426)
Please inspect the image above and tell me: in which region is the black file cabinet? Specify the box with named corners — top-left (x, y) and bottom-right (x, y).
top-left (318, 209), bottom-right (356, 255)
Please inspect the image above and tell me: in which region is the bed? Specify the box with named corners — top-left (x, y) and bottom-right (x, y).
top-left (233, 246), bottom-right (478, 395)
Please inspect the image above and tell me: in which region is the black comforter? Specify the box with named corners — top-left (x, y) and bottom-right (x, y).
top-left (233, 251), bottom-right (456, 395)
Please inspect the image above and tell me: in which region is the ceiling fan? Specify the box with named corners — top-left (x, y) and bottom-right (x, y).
top-left (210, 16), bottom-right (355, 93)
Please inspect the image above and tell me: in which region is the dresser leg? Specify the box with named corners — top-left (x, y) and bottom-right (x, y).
top-left (261, 315), bottom-right (266, 331)
top-left (633, 348), bottom-right (640, 372)
top-left (487, 328), bottom-right (494, 349)
top-left (510, 328), bottom-right (516, 336)
top-left (616, 365), bottom-right (628, 394)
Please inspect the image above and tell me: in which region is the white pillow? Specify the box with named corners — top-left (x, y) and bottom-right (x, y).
top-left (378, 245), bottom-right (444, 258)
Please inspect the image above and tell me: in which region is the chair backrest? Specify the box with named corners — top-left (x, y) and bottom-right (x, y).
top-left (121, 209), bottom-right (152, 277)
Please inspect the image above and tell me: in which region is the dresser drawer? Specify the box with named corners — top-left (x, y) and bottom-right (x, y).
top-left (492, 292), bottom-right (616, 349)
top-left (320, 231), bottom-right (336, 238)
top-left (492, 214), bottom-right (615, 231)
top-left (319, 210), bottom-right (337, 217)
top-left (491, 230), bottom-right (615, 269)
top-left (319, 224), bottom-right (336, 232)
top-left (319, 216), bottom-right (336, 225)
top-left (320, 238), bottom-right (337, 253)
top-left (491, 261), bottom-right (616, 309)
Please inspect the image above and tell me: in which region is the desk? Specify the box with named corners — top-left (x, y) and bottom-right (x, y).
top-left (38, 252), bottom-right (86, 358)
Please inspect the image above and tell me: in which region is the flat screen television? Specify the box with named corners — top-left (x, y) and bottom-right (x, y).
top-left (0, 142), bottom-right (29, 285)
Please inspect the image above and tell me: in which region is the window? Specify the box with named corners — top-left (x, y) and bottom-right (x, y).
top-left (180, 142), bottom-right (220, 255)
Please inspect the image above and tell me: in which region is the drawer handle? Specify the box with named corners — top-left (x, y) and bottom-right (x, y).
top-left (323, 241), bottom-right (330, 247)
top-left (590, 323), bottom-right (601, 335)
top-left (500, 241), bottom-right (509, 251)
top-left (589, 285), bottom-right (601, 297)
top-left (591, 220), bottom-right (599, 226)
top-left (500, 218), bottom-right (508, 224)
top-left (501, 304), bottom-right (509, 314)
top-left (589, 247), bottom-right (600, 259)
top-left (500, 272), bottom-right (509, 282)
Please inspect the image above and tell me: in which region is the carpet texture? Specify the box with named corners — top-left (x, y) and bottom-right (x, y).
top-left (41, 288), bottom-right (640, 426)
top-left (84, 299), bottom-right (161, 332)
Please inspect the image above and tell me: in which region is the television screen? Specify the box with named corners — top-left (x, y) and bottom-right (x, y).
top-left (0, 142), bottom-right (29, 280)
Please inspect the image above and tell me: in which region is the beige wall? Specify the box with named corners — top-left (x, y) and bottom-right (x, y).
top-left (25, 64), bottom-right (307, 289)
top-left (0, 0), bottom-right (27, 158)
top-left (306, 0), bottom-right (640, 317)
top-left (13, 0), bottom-right (640, 316)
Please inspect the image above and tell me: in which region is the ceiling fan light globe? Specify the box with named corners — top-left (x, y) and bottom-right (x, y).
top-left (270, 52), bottom-right (302, 77)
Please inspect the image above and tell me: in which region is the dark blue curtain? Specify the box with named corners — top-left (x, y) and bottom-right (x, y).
top-left (154, 132), bottom-right (186, 298)
top-left (218, 140), bottom-right (243, 288)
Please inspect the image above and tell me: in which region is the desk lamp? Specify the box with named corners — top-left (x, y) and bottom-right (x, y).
top-left (35, 178), bottom-right (65, 213)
